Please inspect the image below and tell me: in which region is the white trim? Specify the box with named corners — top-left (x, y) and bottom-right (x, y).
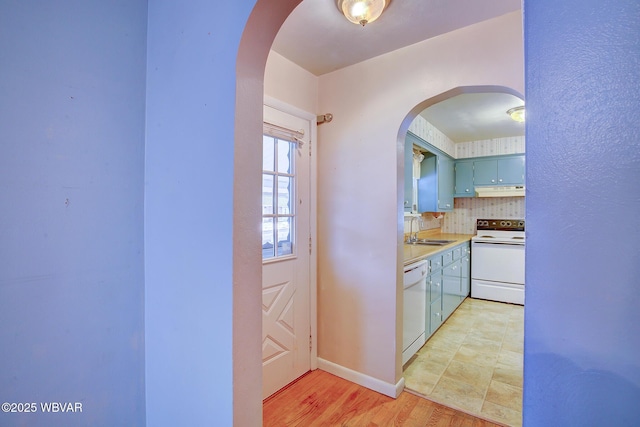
top-left (263, 95), bottom-right (319, 371)
top-left (317, 358), bottom-right (405, 398)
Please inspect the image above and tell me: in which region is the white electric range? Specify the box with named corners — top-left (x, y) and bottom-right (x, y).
top-left (471, 219), bottom-right (525, 305)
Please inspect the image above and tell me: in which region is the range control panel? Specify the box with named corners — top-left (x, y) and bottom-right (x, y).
top-left (476, 219), bottom-right (525, 232)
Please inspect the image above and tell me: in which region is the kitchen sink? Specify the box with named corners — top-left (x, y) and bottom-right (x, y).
top-left (409, 239), bottom-right (455, 246)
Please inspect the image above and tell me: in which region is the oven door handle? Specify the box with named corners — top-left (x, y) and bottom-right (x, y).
top-left (472, 241), bottom-right (525, 246)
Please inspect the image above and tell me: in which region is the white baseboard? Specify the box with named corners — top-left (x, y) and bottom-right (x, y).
top-left (317, 358), bottom-right (405, 398)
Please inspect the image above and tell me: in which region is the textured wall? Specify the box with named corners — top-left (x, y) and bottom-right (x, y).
top-left (524, 1), bottom-right (640, 425)
top-left (145, 0), bottom-right (260, 425)
top-left (317, 11), bottom-right (524, 392)
top-left (0, 2), bottom-right (147, 426)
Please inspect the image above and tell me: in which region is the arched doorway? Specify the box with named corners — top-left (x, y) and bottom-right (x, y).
top-left (398, 86), bottom-right (525, 425)
top-left (234, 1), bottom-right (304, 425)
top-left (234, 4), bottom-right (524, 425)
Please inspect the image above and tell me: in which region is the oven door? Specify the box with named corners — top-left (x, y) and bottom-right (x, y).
top-left (471, 240), bottom-right (525, 285)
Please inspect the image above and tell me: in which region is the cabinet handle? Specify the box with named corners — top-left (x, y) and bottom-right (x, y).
top-left (491, 179), bottom-right (496, 183)
top-left (499, 178), bottom-right (503, 182)
top-left (465, 188), bottom-right (470, 192)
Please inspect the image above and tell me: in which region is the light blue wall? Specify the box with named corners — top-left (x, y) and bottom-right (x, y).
top-left (524, 1), bottom-right (640, 425)
top-left (4, 1), bottom-right (639, 426)
top-left (0, 1), bottom-right (147, 426)
top-left (144, 1), bottom-right (254, 425)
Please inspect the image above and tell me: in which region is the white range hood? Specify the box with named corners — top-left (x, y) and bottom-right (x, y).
top-left (475, 185), bottom-right (525, 198)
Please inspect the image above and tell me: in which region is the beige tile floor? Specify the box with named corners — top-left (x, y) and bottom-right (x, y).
top-left (403, 298), bottom-right (524, 427)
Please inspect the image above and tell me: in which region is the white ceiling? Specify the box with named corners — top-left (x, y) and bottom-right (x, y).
top-left (271, 0), bottom-right (524, 141)
top-left (420, 92), bottom-right (524, 143)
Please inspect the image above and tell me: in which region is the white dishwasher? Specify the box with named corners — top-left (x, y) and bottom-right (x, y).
top-left (403, 259), bottom-right (428, 365)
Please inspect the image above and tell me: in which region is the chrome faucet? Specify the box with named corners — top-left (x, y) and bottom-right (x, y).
top-left (407, 216), bottom-right (421, 243)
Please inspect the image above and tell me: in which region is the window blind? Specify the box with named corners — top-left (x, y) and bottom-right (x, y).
top-left (263, 121), bottom-right (305, 146)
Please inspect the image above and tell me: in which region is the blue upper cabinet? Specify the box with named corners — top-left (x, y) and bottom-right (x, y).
top-left (437, 156), bottom-right (454, 211)
top-left (418, 153), bottom-right (454, 212)
top-left (473, 155), bottom-right (525, 186)
top-left (454, 160), bottom-right (474, 197)
top-left (454, 154), bottom-right (526, 198)
top-left (497, 156), bottom-right (526, 185)
top-left (405, 132), bottom-right (455, 213)
top-left (404, 137), bottom-right (415, 213)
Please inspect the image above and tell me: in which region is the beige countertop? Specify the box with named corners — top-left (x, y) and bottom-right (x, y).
top-left (403, 232), bottom-right (474, 265)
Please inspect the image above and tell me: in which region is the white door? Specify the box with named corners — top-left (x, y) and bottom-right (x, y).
top-left (262, 104), bottom-right (312, 399)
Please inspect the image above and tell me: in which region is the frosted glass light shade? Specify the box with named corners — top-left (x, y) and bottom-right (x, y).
top-left (338, 0), bottom-right (387, 26)
top-left (507, 106), bottom-right (525, 122)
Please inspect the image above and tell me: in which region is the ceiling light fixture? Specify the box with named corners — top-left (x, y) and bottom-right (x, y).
top-left (337, 0), bottom-right (389, 26)
top-left (507, 106), bottom-right (525, 123)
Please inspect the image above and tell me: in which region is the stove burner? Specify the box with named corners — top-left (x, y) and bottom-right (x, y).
top-left (476, 218), bottom-right (525, 232)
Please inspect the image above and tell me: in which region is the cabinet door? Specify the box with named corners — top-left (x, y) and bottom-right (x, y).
top-left (437, 156), bottom-right (454, 211)
top-left (418, 154), bottom-right (454, 213)
top-left (460, 245), bottom-right (470, 301)
top-left (429, 270), bottom-right (442, 303)
top-left (442, 260), bottom-right (461, 320)
top-left (473, 159), bottom-right (498, 185)
top-left (497, 156), bottom-right (525, 185)
top-left (429, 298), bottom-right (443, 335)
top-left (429, 254), bottom-right (443, 273)
top-left (454, 161), bottom-right (474, 197)
top-left (404, 138), bottom-right (415, 212)
top-left (418, 155), bottom-right (437, 212)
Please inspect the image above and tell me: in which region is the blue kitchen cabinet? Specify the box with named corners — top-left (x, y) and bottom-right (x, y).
top-left (442, 259), bottom-right (461, 320)
top-left (405, 132), bottom-right (455, 213)
top-left (429, 298), bottom-right (443, 336)
top-left (442, 242), bottom-right (470, 320)
top-left (474, 155), bottom-right (525, 186)
top-left (404, 137), bottom-right (415, 213)
top-left (427, 254), bottom-right (443, 336)
top-left (437, 156), bottom-right (455, 210)
top-left (424, 241), bottom-right (471, 340)
top-left (418, 154), bottom-right (454, 212)
top-left (454, 160), bottom-right (474, 197)
top-left (460, 245), bottom-right (471, 301)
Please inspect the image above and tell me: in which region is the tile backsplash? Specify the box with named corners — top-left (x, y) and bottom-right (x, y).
top-left (442, 197), bottom-right (525, 235)
top-left (403, 213), bottom-right (442, 235)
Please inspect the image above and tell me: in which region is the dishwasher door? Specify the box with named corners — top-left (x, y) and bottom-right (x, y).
top-left (403, 260), bottom-right (428, 365)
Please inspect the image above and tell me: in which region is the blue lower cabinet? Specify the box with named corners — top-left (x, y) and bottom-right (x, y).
top-left (442, 260), bottom-right (461, 319)
top-left (430, 298), bottom-right (443, 335)
top-left (429, 270), bottom-right (442, 303)
top-left (424, 241), bottom-right (471, 340)
top-left (460, 247), bottom-right (471, 301)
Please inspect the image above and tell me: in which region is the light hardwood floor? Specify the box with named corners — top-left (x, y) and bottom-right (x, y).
top-left (264, 369), bottom-right (504, 426)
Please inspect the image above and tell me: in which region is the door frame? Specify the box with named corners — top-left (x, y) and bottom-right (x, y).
top-left (264, 94), bottom-right (318, 371)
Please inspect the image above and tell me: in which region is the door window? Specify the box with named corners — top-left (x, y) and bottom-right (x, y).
top-left (262, 135), bottom-right (296, 260)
